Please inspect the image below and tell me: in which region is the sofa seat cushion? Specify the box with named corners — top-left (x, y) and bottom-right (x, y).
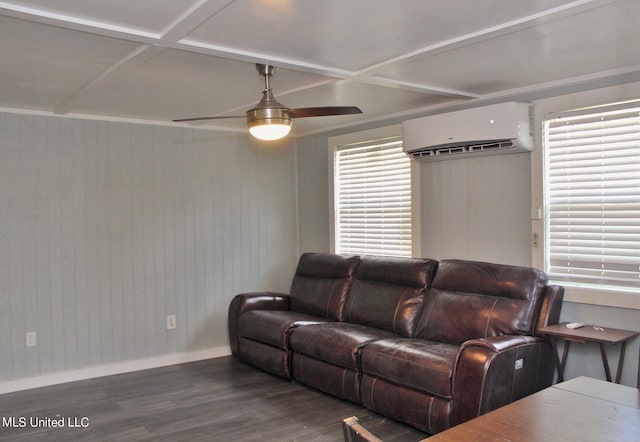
top-left (360, 339), bottom-right (459, 399)
top-left (239, 310), bottom-right (330, 350)
top-left (289, 322), bottom-right (398, 370)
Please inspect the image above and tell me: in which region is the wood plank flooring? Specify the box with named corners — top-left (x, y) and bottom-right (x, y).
top-left (0, 356), bottom-right (429, 441)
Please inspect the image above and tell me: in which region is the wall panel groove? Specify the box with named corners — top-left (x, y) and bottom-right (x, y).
top-left (0, 113), bottom-right (298, 384)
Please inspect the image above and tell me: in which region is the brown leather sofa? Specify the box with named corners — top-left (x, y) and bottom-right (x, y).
top-left (228, 253), bottom-right (564, 434)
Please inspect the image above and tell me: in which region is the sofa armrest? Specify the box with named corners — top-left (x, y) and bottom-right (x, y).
top-left (451, 334), bottom-right (554, 426)
top-left (228, 292), bottom-right (290, 356)
top-left (535, 284), bottom-right (564, 336)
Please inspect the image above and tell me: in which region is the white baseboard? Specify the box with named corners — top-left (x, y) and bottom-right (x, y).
top-left (0, 346), bottom-right (231, 395)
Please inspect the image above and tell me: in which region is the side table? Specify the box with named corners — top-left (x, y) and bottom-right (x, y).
top-left (538, 323), bottom-right (638, 384)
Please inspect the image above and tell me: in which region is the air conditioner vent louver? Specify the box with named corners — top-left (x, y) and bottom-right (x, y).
top-left (402, 102), bottom-right (533, 162)
top-left (408, 140), bottom-right (517, 160)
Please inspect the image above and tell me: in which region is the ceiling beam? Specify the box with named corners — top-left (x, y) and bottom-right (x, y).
top-left (0, 0), bottom-right (626, 120)
top-left (360, 77), bottom-right (479, 99)
top-left (53, 45), bottom-right (164, 114)
top-left (48, 0), bottom-right (235, 114)
top-left (353, 0), bottom-right (616, 78)
top-left (0, 1), bottom-right (158, 43)
top-left (171, 39), bottom-right (358, 80)
top-left (158, 0), bottom-right (235, 44)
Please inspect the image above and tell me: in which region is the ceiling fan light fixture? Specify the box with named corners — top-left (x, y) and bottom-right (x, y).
top-left (249, 121), bottom-right (291, 141)
top-left (248, 120), bottom-right (292, 140)
top-left (247, 106), bottom-right (292, 141)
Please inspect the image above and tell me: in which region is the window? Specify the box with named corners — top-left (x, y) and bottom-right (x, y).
top-left (543, 102), bottom-right (640, 292)
top-left (333, 135), bottom-right (412, 257)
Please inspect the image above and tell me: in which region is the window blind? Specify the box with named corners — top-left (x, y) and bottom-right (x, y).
top-left (544, 104), bottom-right (640, 291)
top-left (334, 137), bottom-right (412, 257)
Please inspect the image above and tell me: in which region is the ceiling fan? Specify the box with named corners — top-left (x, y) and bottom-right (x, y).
top-left (173, 64), bottom-right (363, 141)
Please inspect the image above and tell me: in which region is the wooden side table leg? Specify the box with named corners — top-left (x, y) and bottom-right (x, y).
top-left (559, 339), bottom-right (571, 382)
top-left (614, 342), bottom-right (626, 384)
top-left (599, 343), bottom-right (612, 382)
top-left (549, 336), bottom-right (563, 382)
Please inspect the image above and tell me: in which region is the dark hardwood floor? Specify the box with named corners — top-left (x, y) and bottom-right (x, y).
top-left (0, 356), bottom-right (429, 441)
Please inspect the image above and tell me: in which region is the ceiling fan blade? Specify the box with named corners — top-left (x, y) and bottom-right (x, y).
top-left (173, 115), bottom-right (246, 122)
top-left (288, 106), bottom-right (362, 118)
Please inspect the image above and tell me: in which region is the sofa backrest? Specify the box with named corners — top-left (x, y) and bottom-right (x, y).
top-left (343, 256), bottom-right (438, 337)
top-left (290, 253), bottom-right (362, 321)
top-left (415, 259), bottom-right (548, 345)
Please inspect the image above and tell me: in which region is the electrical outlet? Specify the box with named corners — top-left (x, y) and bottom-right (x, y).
top-left (166, 315), bottom-right (176, 330)
top-left (26, 332), bottom-right (37, 347)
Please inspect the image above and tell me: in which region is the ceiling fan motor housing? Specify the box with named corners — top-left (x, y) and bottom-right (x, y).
top-left (246, 106), bottom-right (292, 128)
top-left (246, 86), bottom-right (292, 130)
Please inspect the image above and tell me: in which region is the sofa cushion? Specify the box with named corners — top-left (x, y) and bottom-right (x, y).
top-left (416, 259), bottom-right (548, 345)
top-left (290, 253), bottom-right (361, 321)
top-left (239, 310), bottom-right (329, 349)
top-left (360, 339), bottom-right (459, 399)
top-left (292, 354), bottom-right (362, 404)
top-left (289, 322), bottom-right (398, 370)
top-left (343, 256), bottom-right (438, 337)
top-left (238, 338), bottom-right (291, 378)
top-left (361, 374), bottom-right (453, 434)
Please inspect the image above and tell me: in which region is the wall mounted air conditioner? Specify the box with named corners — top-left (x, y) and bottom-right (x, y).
top-left (402, 102), bottom-right (533, 161)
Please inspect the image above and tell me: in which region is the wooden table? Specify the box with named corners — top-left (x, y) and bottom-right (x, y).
top-left (538, 322), bottom-right (638, 384)
top-left (426, 377), bottom-right (640, 441)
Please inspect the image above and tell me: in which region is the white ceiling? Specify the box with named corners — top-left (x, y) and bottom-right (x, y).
top-left (1, 0), bottom-right (639, 137)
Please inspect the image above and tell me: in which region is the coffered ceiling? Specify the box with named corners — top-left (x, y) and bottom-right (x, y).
top-left (1, 0), bottom-right (639, 136)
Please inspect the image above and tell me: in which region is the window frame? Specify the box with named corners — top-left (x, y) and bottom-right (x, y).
top-left (544, 103), bottom-right (640, 290)
top-left (328, 125), bottom-right (421, 258)
top-left (532, 85), bottom-right (640, 310)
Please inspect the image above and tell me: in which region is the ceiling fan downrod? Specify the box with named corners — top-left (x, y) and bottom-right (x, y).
top-left (248, 64), bottom-right (290, 117)
top-left (246, 64), bottom-right (292, 138)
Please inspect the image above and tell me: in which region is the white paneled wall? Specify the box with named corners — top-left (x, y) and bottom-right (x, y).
top-left (296, 136), bottom-right (331, 254)
top-left (0, 112), bottom-right (298, 382)
top-left (419, 153), bottom-right (532, 266)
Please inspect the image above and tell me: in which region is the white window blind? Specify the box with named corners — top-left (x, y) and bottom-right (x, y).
top-left (334, 137), bottom-right (412, 257)
top-left (544, 103), bottom-right (640, 291)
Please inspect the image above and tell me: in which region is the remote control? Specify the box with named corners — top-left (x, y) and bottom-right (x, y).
top-left (566, 322), bottom-right (585, 329)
